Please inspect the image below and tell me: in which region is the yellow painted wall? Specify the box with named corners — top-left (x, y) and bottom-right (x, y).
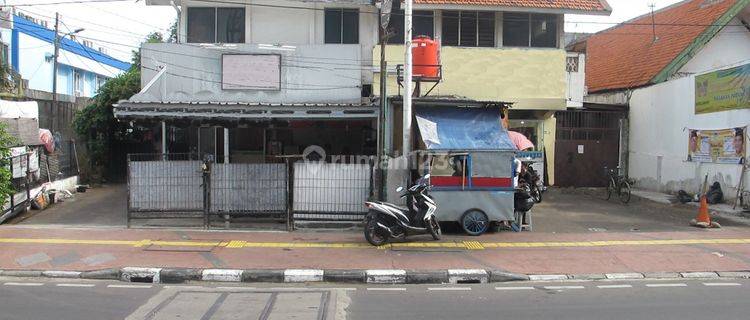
top-left (373, 45), bottom-right (568, 110)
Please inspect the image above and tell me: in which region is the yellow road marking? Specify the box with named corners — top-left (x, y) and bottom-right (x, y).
top-left (0, 238), bottom-right (748, 250)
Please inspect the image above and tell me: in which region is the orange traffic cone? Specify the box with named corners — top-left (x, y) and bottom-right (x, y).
top-left (690, 196), bottom-right (720, 228)
top-left (696, 196), bottom-right (711, 224)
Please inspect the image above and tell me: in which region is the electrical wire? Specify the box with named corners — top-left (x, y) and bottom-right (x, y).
top-left (140, 64), bottom-right (360, 91)
top-left (4, 0), bottom-right (748, 28)
top-left (2, 0), bottom-right (130, 7)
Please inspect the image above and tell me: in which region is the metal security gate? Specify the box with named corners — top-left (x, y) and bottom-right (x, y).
top-left (210, 163), bottom-right (288, 215)
top-left (127, 154), bottom-right (205, 226)
top-left (293, 162), bottom-right (374, 222)
top-left (555, 110), bottom-right (626, 187)
top-left (127, 154), bottom-right (374, 228)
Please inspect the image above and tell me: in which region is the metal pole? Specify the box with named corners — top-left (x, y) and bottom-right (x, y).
top-left (161, 121), bottom-right (167, 157)
top-left (378, 9), bottom-right (389, 200)
top-left (403, 0), bottom-right (413, 162)
top-left (52, 13), bottom-right (60, 133)
top-left (223, 127), bottom-right (229, 164)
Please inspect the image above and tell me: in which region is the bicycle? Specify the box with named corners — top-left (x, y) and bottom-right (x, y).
top-left (605, 167), bottom-right (632, 204)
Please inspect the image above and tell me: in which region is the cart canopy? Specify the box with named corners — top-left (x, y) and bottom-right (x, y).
top-left (415, 106), bottom-right (516, 151)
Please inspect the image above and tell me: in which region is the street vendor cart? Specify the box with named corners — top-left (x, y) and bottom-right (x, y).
top-left (414, 105), bottom-right (519, 235)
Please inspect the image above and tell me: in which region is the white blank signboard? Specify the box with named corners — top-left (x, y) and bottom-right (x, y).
top-left (222, 54), bottom-right (281, 90)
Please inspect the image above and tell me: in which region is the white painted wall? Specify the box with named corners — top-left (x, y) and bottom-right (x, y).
top-left (137, 43), bottom-right (364, 104)
top-left (679, 18), bottom-right (750, 75)
top-left (566, 52), bottom-right (585, 108)
top-left (15, 32), bottom-right (121, 97)
top-left (628, 24), bottom-right (750, 200)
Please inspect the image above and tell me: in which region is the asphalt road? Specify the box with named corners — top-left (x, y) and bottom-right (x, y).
top-left (1, 277), bottom-right (749, 320)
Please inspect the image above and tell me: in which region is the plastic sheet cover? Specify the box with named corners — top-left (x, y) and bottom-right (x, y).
top-left (415, 106), bottom-right (516, 150)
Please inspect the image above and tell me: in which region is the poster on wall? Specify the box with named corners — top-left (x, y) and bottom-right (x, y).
top-left (687, 127), bottom-right (746, 164)
top-left (695, 63), bottom-right (750, 114)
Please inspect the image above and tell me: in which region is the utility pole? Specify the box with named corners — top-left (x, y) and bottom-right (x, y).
top-left (402, 0), bottom-right (413, 165)
top-left (51, 12), bottom-right (60, 133)
top-left (378, 0), bottom-right (392, 200)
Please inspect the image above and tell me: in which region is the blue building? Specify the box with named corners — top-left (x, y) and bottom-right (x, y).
top-left (0, 12), bottom-right (130, 97)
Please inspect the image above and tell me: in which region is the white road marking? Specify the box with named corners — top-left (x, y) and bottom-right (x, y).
top-left (107, 284), bottom-right (153, 289)
top-left (495, 287), bottom-right (535, 291)
top-left (55, 283), bottom-right (95, 288)
top-left (597, 284), bottom-right (633, 289)
top-left (164, 285), bottom-right (205, 289)
top-left (645, 283), bottom-right (687, 288)
top-left (4, 282), bottom-right (44, 287)
top-left (544, 286), bottom-right (585, 290)
top-left (427, 287), bottom-right (472, 291)
top-left (703, 282), bottom-right (742, 287)
top-left (215, 286), bottom-right (257, 290)
top-left (366, 287), bottom-right (407, 291)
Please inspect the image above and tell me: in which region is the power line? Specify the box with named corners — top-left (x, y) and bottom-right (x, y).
top-left (61, 20), bottom-right (119, 76)
top-left (140, 64), bottom-right (360, 91)
top-left (4, 0), bottom-right (748, 28)
top-left (15, 7), bottom-right (154, 41)
top-left (2, 0), bottom-right (130, 7)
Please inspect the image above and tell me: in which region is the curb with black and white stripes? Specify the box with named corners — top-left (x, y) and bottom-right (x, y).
top-left (1, 268), bottom-right (749, 284)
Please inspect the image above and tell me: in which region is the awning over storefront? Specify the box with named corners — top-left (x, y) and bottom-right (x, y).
top-left (415, 106), bottom-right (516, 150)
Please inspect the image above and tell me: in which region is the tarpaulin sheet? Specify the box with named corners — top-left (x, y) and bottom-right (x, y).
top-left (415, 106), bottom-right (516, 150)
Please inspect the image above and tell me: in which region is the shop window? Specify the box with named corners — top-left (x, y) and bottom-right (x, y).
top-left (325, 8), bottom-right (359, 44)
top-left (441, 11), bottom-right (494, 47)
top-left (503, 13), bottom-right (558, 48)
top-left (383, 2), bottom-right (434, 44)
top-left (429, 154), bottom-right (468, 188)
top-left (187, 7), bottom-right (245, 43)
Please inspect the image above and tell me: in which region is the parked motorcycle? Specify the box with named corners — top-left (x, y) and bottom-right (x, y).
top-left (520, 162), bottom-right (543, 203)
top-left (363, 174), bottom-right (441, 246)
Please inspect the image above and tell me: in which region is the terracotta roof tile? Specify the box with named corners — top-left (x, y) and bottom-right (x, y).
top-left (585, 0), bottom-right (740, 93)
top-left (413, 0), bottom-right (609, 12)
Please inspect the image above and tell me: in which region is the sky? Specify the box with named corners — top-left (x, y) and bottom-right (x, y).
top-left (4, 0), bottom-right (685, 62)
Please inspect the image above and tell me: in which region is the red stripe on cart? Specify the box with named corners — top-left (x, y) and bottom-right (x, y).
top-left (471, 177), bottom-right (513, 188)
top-left (431, 176), bottom-right (465, 186)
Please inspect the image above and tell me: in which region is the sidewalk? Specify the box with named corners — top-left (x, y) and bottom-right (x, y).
top-left (1, 225), bottom-right (749, 276)
top-left (632, 188), bottom-right (749, 218)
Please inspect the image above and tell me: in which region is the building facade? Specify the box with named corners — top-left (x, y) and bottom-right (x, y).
top-left (116, 0), bottom-right (379, 161)
top-left (0, 11), bottom-right (130, 98)
top-left (374, 0), bottom-right (611, 185)
top-left (581, 0), bottom-right (750, 199)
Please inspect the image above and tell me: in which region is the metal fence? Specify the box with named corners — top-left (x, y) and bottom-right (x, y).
top-left (1, 152), bottom-right (34, 224)
top-left (210, 163), bottom-right (288, 214)
top-left (126, 154), bottom-right (374, 229)
top-left (293, 162), bottom-right (374, 221)
top-left (126, 154), bottom-right (205, 226)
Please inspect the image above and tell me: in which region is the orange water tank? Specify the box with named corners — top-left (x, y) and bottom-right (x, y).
top-left (412, 36), bottom-right (440, 78)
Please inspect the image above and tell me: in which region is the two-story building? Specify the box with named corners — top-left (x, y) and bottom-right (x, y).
top-left (375, 0), bottom-right (611, 185)
top-left (0, 11), bottom-right (131, 97)
top-left (115, 0), bottom-right (380, 162)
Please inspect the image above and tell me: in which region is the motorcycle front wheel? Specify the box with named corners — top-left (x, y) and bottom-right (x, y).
top-left (428, 216), bottom-right (442, 240)
top-left (364, 218), bottom-right (389, 246)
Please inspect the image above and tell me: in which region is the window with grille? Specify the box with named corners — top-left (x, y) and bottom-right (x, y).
top-left (325, 8), bottom-right (360, 44)
top-left (566, 56), bottom-right (579, 72)
top-left (503, 13), bottom-right (558, 48)
top-left (187, 7), bottom-right (245, 43)
top-left (441, 11), bottom-right (495, 47)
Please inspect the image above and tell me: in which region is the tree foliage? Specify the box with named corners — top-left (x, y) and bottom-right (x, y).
top-left (72, 32), bottom-right (164, 180)
top-left (0, 122), bottom-right (19, 197)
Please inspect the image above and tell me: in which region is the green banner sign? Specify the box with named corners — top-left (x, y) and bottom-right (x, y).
top-left (695, 63), bottom-right (750, 114)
